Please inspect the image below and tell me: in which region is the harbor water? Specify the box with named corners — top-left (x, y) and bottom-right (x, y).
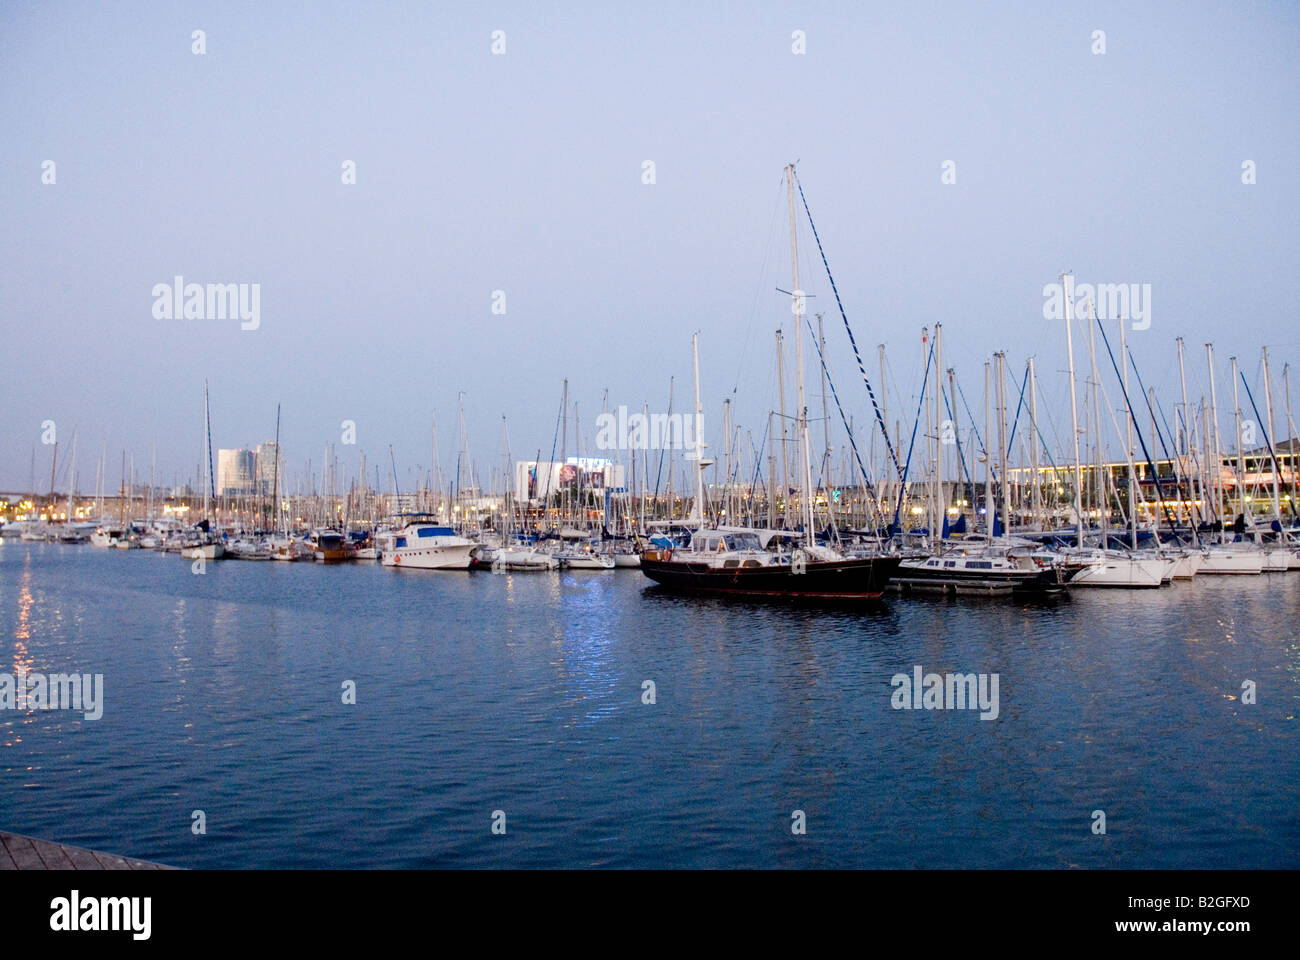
top-left (1, 541), bottom-right (1296, 868)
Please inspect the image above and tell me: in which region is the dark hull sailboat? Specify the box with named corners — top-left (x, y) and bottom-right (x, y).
top-left (640, 550), bottom-right (902, 600)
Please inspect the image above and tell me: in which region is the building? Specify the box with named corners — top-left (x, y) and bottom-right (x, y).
top-left (216, 449), bottom-right (257, 497)
top-left (514, 457), bottom-right (627, 502)
top-left (255, 442), bottom-right (283, 495)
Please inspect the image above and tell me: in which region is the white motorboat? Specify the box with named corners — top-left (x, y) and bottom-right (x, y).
top-left (378, 519), bottom-right (475, 569)
top-left (491, 547), bottom-right (560, 571)
top-left (91, 527), bottom-right (126, 548)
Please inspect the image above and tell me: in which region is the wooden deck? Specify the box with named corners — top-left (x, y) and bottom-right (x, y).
top-left (0, 830), bottom-right (177, 870)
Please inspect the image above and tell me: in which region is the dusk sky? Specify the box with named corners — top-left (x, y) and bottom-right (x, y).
top-left (3, 1), bottom-right (1297, 496)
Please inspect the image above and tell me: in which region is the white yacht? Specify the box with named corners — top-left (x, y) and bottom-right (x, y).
top-left (378, 519), bottom-right (476, 570)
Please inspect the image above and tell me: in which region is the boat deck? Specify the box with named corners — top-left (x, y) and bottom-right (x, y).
top-left (0, 829), bottom-right (176, 870)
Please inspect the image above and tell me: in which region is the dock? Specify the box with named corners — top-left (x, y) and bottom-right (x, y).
top-left (0, 830), bottom-right (177, 870)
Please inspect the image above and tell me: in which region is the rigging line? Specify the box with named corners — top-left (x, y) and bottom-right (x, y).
top-left (793, 169), bottom-right (902, 479)
top-left (1126, 348), bottom-right (1200, 539)
top-left (891, 338), bottom-right (935, 533)
top-left (1004, 364), bottom-right (1031, 459)
top-left (1238, 370), bottom-right (1298, 520)
top-left (539, 387), bottom-right (563, 509)
top-left (747, 417), bottom-right (770, 505)
top-left (941, 378), bottom-right (977, 495)
top-left (1091, 314), bottom-right (1179, 535)
top-left (953, 375), bottom-right (987, 456)
top-left (805, 316), bottom-right (884, 520)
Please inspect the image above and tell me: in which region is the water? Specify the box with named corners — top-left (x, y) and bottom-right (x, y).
top-left (1, 540), bottom-right (1296, 868)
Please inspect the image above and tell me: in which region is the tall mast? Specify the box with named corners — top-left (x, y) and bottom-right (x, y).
top-left (65, 428), bottom-right (78, 522)
top-left (785, 164), bottom-right (815, 541)
top-left (272, 403), bottom-right (282, 534)
top-left (688, 333), bottom-right (708, 525)
top-left (996, 352), bottom-right (1010, 540)
top-left (1262, 348), bottom-right (1283, 524)
top-left (1206, 344), bottom-right (1224, 528)
top-left (1062, 273), bottom-right (1085, 546)
top-left (984, 360), bottom-right (994, 539)
top-left (202, 381), bottom-right (210, 521)
top-left (665, 377), bottom-right (674, 521)
top-left (775, 329), bottom-right (790, 526)
top-left (935, 323), bottom-right (944, 543)
top-left (1176, 336), bottom-right (1200, 536)
top-left (817, 313), bottom-right (832, 501)
top-left (1119, 319), bottom-right (1137, 548)
top-left (1084, 296), bottom-right (1106, 539)
top-left (1286, 363), bottom-right (1297, 516)
top-left (1230, 355), bottom-right (1246, 530)
top-left (1028, 357), bottom-right (1041, 530)
top-left (879, 343), bottom-right (889, 508)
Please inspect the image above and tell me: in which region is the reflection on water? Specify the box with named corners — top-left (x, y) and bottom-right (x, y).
top-left (0, 540), bottom-right (1296, 868)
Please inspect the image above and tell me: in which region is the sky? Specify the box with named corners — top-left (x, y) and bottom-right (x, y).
top-left (2, 1), bottom-right (1298, 496)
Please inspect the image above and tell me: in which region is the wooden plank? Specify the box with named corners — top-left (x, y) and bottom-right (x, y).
top-left (29, 837), bottom-right (76, 870)
top-left (0, 830), bottom-right (173, 870)
top-left (91, 850), bottom-right (133, 871)
top-left (60, 844), bottom-right (104, 870)
top-left (1, 833), bottom-right (47, 870)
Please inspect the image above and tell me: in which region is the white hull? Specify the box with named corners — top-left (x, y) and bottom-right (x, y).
top-left (181, 543), bottom-right (224, 560)
top-left (1071, 552), bottom-right (1167, 588)
top-left (1261, 548), bottom-right (1290, 572)
top-left (383, 544), bottom-right (475, 569)
top-left (560, 554), bottom-right (615, 570)
top-left (493, 549), bottom-right (559, 571)
top-left (1198, 547), bottom-right (1264, 575)
top-left (1167, 552), bottom-right (1202, 580)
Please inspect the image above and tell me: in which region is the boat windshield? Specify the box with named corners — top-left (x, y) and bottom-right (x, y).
top-left (691, 531), bottom-right (763, 552)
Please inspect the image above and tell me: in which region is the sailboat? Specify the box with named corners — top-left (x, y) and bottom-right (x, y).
top-left (641, 174), bottom-right (901, 600)
top-left (182, 381), bottom-right (225, 561)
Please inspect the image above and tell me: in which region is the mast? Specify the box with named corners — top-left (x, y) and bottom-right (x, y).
top-left (1206, 344), bottom-right (1224, 529)
top-left (65, 428), bottom-right (78, 523)
top-left (879, 343), bottom-right (889, 508)
top-left (785, 163), bottom-right (815, 541)
top-left (775, 329), bottom-right (790, 526)
top-left (665, 377), bottom-right (673, 521)
top-left (1176, 337), bottom-right (1200, 536)
top-left (1262, 348), bottom-right (1283, 525)
top-left (1028, 357), bottom-right (1041, 530)
top-left (1084, 295), bottom-right (1107, 539)
top-left (935, 323), bottom-right (944, 542)
top-left (1286, 363), bottom-right (1298, 518)
top-left (1230, 355), bottom-right (1246, 530)
top-left (816, 313), bottom-right (832, 505)
top-left (202, 381), bottom-right (210, 522)
top-left (767, 411), bottom-right (777, 528)
top-left (1062, 273), bottom-right (1085, 547)
top-left (1119, 319), bottom-right (1138, 548)
top-left (272, 403), bottom-right (282, 534)
top-left (984, 360), bottom-right (994, 539)
top-left (688, 333), bottom-right (708, 525)
top-left (995, 352), bottom-right (1010, 540)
